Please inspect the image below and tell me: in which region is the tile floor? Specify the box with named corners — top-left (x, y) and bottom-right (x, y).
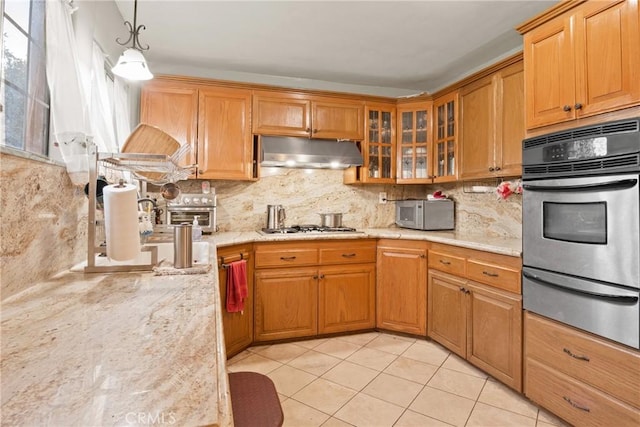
top-left (227, 331), bottom-right (571, 427)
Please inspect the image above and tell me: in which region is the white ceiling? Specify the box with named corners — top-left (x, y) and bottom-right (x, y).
top-left (114, 0), bottom-right (556, 97)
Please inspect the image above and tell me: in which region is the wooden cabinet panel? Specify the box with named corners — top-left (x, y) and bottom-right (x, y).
top-left (252, 92), bottom-right (311, 137)
top-left (396, 102), bottom-right (433, 183)
top-left (526, 358), bottom-right (640, 427)
top-left (525, 312), bottom-right (640, 408)
top-left (376, 240), bottom-right (428, 336)
top-left (427, 270), bottom-right (467, 357)
top-left (497, 61), bottom-right (525, 176)
top-left (318, 264), bottom-right (376, 334)
top-left (254, 242), bottom-right (319, 268)
top-left (467, 281), bottom-right (522, 390)
top-left (312, 99), bottom-right (364, 140)
top-left (140, 84), bottom-right (198, 169)
top-left (197, 87), bottom-right (253, 180)
top-left (460, 75), bottom-right (495, 179)
top-left (319, 241), bottom-right (376, 265)
top-left (432, 91), bottom-right (459, 183)
top-left (254, 267), bottom-right (318, 341)
top-left (428, 250), bottom-right (465, 276)
top-left (217, 245), bottom-right (253, 357)
top-left (466, 259), bottom-right (521, 294)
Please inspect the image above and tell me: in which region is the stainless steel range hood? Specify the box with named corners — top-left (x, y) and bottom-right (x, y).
top-left (261, 136), bottom-right (363, 169)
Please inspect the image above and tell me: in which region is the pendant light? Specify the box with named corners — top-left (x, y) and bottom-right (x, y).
top-left (112, 0), bottom-right (153, 81)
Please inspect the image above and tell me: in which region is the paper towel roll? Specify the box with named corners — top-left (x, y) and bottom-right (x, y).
top-left (103, 182), bottom-right (141, 261)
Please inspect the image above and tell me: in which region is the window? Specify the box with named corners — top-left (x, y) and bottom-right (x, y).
top-left (2, 0), bottom-right (50, 156)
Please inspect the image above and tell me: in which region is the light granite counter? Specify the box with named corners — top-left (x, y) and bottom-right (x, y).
top-left (1, 265), bottom-right (232, 426)
top-left (210, 227), bottom-right (522, 257)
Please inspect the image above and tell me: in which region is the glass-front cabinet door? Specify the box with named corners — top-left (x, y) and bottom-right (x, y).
top-left (364, 103), bottom-right (395, 183)
top-left (397, 101), bottom-right (432, 183)
top-left (433, 91), bottom-right (458, 182)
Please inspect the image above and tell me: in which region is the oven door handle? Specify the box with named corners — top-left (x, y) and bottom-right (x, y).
top-left (522, 179), bottom-right (637, 193)
top-left (523, 271), bottom-right (639, 303)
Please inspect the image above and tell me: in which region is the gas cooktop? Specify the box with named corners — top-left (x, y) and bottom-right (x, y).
top-left (260, 224), bottom-right (361, 234)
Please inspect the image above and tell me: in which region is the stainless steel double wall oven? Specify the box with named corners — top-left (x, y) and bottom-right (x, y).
top-left (522, 118), bottom-right (640, 349)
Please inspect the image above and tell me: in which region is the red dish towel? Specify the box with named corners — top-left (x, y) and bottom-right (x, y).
top-left (226, 259), bottom-right (248, 313)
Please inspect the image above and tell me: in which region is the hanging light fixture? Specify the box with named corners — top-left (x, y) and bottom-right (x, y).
top-left (112, 0), bottom-right (153, 81)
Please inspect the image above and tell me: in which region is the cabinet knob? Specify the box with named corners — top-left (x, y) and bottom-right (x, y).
top-left (489, 167), bottom-right (495, 172)
top-left (319, 274), bottom-right (325, 279)
top-left (575, 103), bottom-right (583, 110)
top-left (420, 254), bottom-right (426, 258)
top-left (313, 129), bottom-right (318, 134)
top-left (198, 170), bottom-right (204, 175)
top-left (495, 166), bottom-right (501, 171)
top-left (305, 128), bottom-right (311, 133)
top-left (313, 275), bottom-right (319, 279)
top-left (459, 287), bottom-right (466, 292)
top-left (563, 105), bottom-right (572, 112)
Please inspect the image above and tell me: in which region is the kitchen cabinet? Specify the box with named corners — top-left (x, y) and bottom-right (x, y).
top-left (519, 0), bottom-right (640, 130)
top-left (141, 78), bottom-right (255, 180)
top-left (432, 91), bottom-right (458, 182)
top-left (376, 240), bottom-right (428, 336)
top-left (460, 60), bottom-right (524, 180)
top-left (254, 240), bottom-right (376, 342)
top-left (396, 101), bottom-right (433, 183)
top-left (217, 244), bottom-right (254, 358)
top-left (252, 91), bottom-right (364, 140)
top-left (524, 312), bottom-right (640, 426)
top-left (427, 243), bottom-right (523, 391)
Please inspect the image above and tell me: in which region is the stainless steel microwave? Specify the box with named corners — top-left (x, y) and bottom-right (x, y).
top-left (395, 199), bottom-right (454, 231)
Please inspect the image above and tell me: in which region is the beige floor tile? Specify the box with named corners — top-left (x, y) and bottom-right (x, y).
top-left (226, 349), bottom-right (252, 364)
top-left (401, 340), bottom-right (450, 366)
top-left (346, 347), bottom-right (398, 371)
top-left (268, 365), bottom-right (317, 397)
top-left (278, 393), bottom-right (288, 403)
top-left (427, 367), bottom-right (486, 400)
top-left (361, 373), bottom-right (423, 407)
top-left (293, 378), bottom-right (358, 415)
top-left (321, 360), bottom-right (380, 391)
top-left (289, 350), bottom-right (342, 376)
top-left (394, 410), bottom-right (454, 426)
top-left (466, 402), bottom-right (537, 427)
top-left (537, 422), bottom-right (559, 427)
top-left (251, 341), bottom-right (309, 363)
top-left (365, 334), bottom-right (415, 355)
top-left (226, 353), bottom-right (282, 375)
top-left (282, 398), bottom-right (330, 427)
top-left (321, 416), bottom-right (354, 427)
top-left (383, 356), bottom-right (438, 385)
top-left (296, 337), bottom-right (330, 349)
top-left (313, 339), bottom-right (362, 359)
top-left (478, 379), bottom-right (539, 418)
top-left (409, 386), bottom-right (475, 427)
top-left (441, 354), bottom-right (488, 379)
top-left (537, 408), bottom-right (570, 426)
top-left (337, 331), bottom-right (381, 346)
top-left (334, 393), bottom-right (404, 427)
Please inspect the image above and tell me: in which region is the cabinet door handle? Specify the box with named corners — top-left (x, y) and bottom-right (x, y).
top-left (341, 253), bottom-right (356, 258)
top-left (439, 260), bottom-right (451, 265)
top-left (420, 254), bottom-right (426, 258)
top-left (563, 105), bottom-right (572, 112)
top-left (489, 167), bottom-right (495, 172)
top-left (280, 256), bottom-right (297, 261)
top-left (495, 166), bottom-right (501, 171)
top-left (563, 348), bottom-right (590, 362)
top-left (319, 274), bottom-right (325, 279)
top-left (575, 103), bottom-right (583, 110)
top-left (563, 396), bottom-right (590, 412)
top-left (459, 287), bottom-right (466, 292)
top-left (313, 275), bottom-right (319, 279)
top-left (482, 271), bottom-right (499, 277)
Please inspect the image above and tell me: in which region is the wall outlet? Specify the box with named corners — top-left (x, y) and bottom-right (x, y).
top-left (378, 192), bottom-right (387, 204)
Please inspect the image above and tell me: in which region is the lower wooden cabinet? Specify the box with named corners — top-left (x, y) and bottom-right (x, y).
top-left (217, 244), bottom-right (254, 358)
top-left (524, 311), bottom-right (640, 426)
top-left (427, 271), bottom-right (467, 356)
top-left (376, 240), bottom-right (428, 336)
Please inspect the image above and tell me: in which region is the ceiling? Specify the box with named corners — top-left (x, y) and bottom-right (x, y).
top-left (114, 1), bottom-right (557, 97)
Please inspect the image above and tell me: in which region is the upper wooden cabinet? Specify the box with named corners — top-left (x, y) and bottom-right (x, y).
top-left (140, 78), bottom-right (255, 181)
top-left (252, 91), bottom-right (364, 140)
top-left (520, 0), bottom-right (640, 129)
top-left (396, 101), bottom-right (433, 183)
top-left (432, 91), bottom-right (459, 183)
top-left (460, 60), bottom-right (524, 180)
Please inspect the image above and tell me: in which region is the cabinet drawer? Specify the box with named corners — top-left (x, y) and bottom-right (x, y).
top-left (320, 245), bottom-right (376, 265)
top-left (525, 312), bottom-right (640, 408)
top-left (254, 248), bottom-right (318, 268)
top-left (467, 259), bottom-right (520, 294)
top-left (525, 358), bottom-right (640, 427)
top-left (428, 250), bottom-right (465, 275)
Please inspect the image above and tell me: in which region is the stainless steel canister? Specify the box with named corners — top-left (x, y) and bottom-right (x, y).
top-left (173, 223), bottom-right (192, 268)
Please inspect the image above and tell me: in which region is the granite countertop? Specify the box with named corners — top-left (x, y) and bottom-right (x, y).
top-left (0, 264), bottom-right (232, 427)
top-left (211, 227), bottom-right (522, 257)
top-left (1, 227), bottom-right (519, 426)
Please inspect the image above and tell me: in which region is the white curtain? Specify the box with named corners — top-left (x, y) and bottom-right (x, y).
top-left (89, 42), bottom-right (118, 153)
top-left (45, 0), bottom-right (92, 185)
top-left (113, 77), bottom-right (132, 150)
